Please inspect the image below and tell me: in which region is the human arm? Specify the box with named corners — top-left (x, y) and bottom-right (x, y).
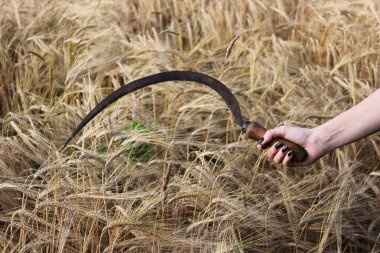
top-left (257, 88), bottom-right (380, 166)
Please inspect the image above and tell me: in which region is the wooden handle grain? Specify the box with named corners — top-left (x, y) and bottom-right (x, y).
top-left (243, 121), bottom-right (307, 162)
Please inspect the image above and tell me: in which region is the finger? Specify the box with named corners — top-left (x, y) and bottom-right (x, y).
top-left (282, 150), bottom-right (294, 166)
top-left (257, 144), bottom-right (269, 151)
top-left (267, 142), bottom-right (283, 159)
top-left (273, 145), bottom-right (288, 164)
top-left (261, 126), bottom-right (287, 145)
top-left (256, 137), bottom-right (270, 151)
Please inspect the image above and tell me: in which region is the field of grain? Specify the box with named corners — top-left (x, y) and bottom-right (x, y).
top-left (1, 0), bottom-right (380, 252)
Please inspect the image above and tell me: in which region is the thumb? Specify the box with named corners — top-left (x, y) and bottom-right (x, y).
top-left (260, 126), bottom-right (288, 145)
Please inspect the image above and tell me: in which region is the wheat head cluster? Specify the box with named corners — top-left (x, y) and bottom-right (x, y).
top-left (0, 0), bottom-right (379, 252)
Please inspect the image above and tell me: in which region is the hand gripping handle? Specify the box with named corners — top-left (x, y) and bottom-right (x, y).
top-left (243, 121), bottom-right (307, 162)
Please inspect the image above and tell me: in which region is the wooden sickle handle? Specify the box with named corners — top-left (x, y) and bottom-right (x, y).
top-left (243, 121), bottom-right (307, 162)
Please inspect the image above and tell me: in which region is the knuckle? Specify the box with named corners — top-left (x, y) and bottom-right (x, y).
top-left (273, 150), bottom-right (286, 164)
top-left (267, 149), bottom-right (277, 159)
top-left (273, 157), bottom-right (282, 164)
top-left (279, 125), bottom-right (288, 135)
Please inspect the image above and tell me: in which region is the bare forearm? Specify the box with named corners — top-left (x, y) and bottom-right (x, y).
top-left (313, 89), bottom-right (380, 154)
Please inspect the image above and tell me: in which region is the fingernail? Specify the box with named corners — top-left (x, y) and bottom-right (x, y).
top-left (256, 137), bottom-right (264, 144)
top-left (282, 146), bottom-right (289, 153)
top-left (274, 142), bottom-right (283, 149)
top-left (287, 151), bottom-right (293, 156)
top-left (261, 144), bottom-right (268, 149)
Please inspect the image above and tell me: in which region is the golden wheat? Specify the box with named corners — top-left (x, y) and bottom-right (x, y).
top-left (1, 0), bottom-right (380, 252)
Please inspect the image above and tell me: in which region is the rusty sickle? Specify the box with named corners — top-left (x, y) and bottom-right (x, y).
top-left (64, 71), bottom-right (307, 162)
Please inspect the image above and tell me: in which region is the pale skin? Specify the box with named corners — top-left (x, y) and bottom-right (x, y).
top-left (257, 88), bottom-right (380, 166)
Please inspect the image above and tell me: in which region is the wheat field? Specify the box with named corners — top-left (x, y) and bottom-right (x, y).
top-left (0, 0), bottom-right (380, 252)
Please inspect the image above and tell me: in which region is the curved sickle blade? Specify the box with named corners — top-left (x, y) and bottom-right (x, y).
top-left (63, 71), bottom-right (244, 148)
